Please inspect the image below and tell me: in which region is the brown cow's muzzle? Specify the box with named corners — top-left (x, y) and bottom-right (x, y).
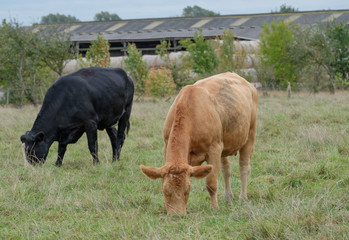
top-left (165, 199), bottom-right (187, 215)
top-left (166, 206), bottom-right (187, 215)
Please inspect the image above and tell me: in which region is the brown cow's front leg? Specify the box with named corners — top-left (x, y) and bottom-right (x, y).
top-left (206, 145), bottom-right (223, 209)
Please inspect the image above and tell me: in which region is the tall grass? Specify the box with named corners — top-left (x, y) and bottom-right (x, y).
top-left (0, 92), bottom-right (348, 239)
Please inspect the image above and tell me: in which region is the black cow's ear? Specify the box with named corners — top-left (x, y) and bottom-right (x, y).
top-left (20, 135), bottom-right (26, 143)
top-left (34, 132), bottom-right (45, 142)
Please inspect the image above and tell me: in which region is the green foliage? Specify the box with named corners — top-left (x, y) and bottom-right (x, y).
top-left (0, 20), bottom-right (74, 105)
top-left (272, 4), bottom-right (298, 13)
top-left (79, 34), bottom-right (111, 68)
top-left (40, 13), bottom-right (80, 24)
top-left (124, 43), bottom-right (148, 93)
top-left (288, 22), bottom-right (349, 93)
top-left (216, 30), bottom-right (236, 72)
top-left (94, 11), bottom-right (122, 21)
top-left (38, 26), bottom-right (76, 76)
top-left (155, 40), bottom-right (171, 65)
top-left (155, 40), bottom-right (193, 88)
top-left (0, 20), bottom-right (48, 105)
top-left (182, 5), bottom-right (220, 17)
top-left (259, 20), bottom-right (296, 89)
top-left (180, 31), bottom-right (218, 76)
top-left (145, 67), bottom-right (177, 97)
top-left (326, 22), bottom-right (349, 83)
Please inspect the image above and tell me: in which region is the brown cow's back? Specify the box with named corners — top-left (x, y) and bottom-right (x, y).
top-left (164, 72), bottom-right (258, 161)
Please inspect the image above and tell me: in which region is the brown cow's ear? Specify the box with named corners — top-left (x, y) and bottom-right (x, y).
top-left (190, 165), bottom-right (212, 179)
top-left (140, 165), bottom-right (164, 180)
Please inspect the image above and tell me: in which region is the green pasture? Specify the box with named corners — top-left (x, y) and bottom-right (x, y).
top-left (0, 92), bottom-right (348, 239)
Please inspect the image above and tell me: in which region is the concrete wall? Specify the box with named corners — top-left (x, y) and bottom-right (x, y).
top-left (63, 41), bottom-right (260, 75)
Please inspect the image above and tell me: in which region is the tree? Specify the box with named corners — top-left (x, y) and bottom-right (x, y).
top-left (180, 31), bottom-right (218, 76)
top-left (259, 20), bottom-right (296, 89)
top-left (217, 30), bottom-right (235, 72)
top-left (94, 11), bottom-right (121, 21)
top-left (289, 22), bottom-right (348, 94)
top-left (326, 22), bottom-right (349, 86)
top-left (124, 43), bottom-right (148, 93)
top-left (39, 26), bottom-right (76, 76)
top-left (182, 5), bottom-right (219, 17)
top-left (272, 4), bottom-right (298, 13)
top-left (79, 34), bottom-right (111, 68)
top-left (0, 20), bottom-right (41, 105)
top-left (40, 13), bottom-right (80, 24)
top-left (0, 20), bottom-right (75, 105)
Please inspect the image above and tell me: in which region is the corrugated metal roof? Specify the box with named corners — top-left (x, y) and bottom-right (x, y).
top-left (30, 9), bottom-right (349, 55)
top-left (33, 9), bottom-right (348, 41)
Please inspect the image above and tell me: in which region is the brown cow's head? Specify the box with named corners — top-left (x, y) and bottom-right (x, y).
top-left (140, 163), bottom-right (212, 215)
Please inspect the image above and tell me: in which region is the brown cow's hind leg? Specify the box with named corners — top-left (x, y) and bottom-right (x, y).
top-left (238, 138), bottom-right (254, 200)
top-left (221, 157), bottom-right (233, 201)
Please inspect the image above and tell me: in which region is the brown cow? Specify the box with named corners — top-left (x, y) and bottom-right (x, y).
top-left (140, 72), bottom-right (258, 215)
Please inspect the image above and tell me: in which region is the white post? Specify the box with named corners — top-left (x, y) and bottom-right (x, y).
top-left (6, 88), bottom-right (10, 107)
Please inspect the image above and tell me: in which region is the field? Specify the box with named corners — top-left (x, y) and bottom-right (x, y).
top-left (0, 91), bottom-right (348, 239)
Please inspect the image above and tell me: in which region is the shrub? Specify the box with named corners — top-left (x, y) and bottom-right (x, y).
top-left (155, 40), bottom-right (194, 88)
top-left (145, 67), bottom-right (176, 97)
top-left (179, 30), bottom-right (218, 76)
top-left (216, 29), bottom-right (235, 72)
top-left (79, 34), bottom-right (110, 68)
top-left (124, 43), bottom-right (148, 93)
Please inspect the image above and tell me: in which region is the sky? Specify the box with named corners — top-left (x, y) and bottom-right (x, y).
top-left (1, 0), bottom-right (348, 26)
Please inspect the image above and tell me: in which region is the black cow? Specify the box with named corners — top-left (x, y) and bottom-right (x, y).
top-left (20, 67), bottom-right (134, 166)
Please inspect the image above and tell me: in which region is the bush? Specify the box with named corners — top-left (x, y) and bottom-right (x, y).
top-left (79, 34), bottom-right (110, 68)
top-left (155, 40), bottom-right (194, 89)
top-left (179, 30), bottom-right (218, 76)
top-left (216, 29), bottom-right (235, 72)
top-left (124, 43), bottom-right (148, 93)
top-left (145, 67), bottom-right (177, 97)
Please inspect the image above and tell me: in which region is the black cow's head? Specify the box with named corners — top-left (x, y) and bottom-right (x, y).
top-left (20, 131), bottom-right (49, 165)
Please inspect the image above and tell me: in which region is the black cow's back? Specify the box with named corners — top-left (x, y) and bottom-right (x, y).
top-left (36, 67), bottom-right (134, 132)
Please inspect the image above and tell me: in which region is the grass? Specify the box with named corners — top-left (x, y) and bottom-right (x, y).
top-left (0, 92), bottom-right (349, 239)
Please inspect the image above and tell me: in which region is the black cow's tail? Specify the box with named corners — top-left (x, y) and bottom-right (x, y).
top-left (126, 119), bottom-right (130, 135)
top-left (125, 76), bottom-right (134, 136)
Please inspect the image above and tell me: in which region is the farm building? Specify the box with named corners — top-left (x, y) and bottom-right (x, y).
top-left (31, 9), bottom-right (349, 57)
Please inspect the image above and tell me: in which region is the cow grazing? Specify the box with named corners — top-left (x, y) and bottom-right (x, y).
top-left (140, 72), bottom-right (258, 215)
top-left (21, 67), bottom-right (134, 166)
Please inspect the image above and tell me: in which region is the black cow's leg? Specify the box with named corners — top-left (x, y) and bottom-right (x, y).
top-left (56, 143), bottom-right (67, 167)
top-left (85, 121), bottom-right (99, 164)
top-left (115, 104), bottom-right (132, 160)
top-left (106, 127), bottom-right (118, 161)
